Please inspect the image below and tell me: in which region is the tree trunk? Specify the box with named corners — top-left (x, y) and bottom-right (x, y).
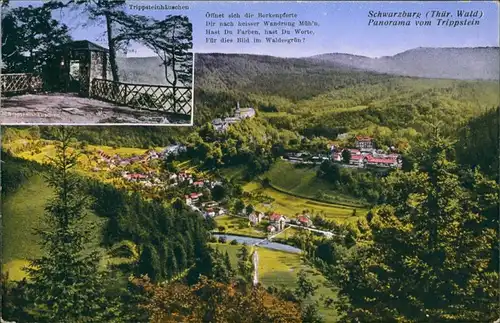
top-left (170, 21), bottom-right (178, 112)
top-left (105, 12), bottom-right (119, 83)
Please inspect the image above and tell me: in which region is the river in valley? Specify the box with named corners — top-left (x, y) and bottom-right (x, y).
top-left (212, 234), bottom-right (302, 254)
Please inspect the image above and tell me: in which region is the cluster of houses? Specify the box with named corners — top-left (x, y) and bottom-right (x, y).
top-left (212, 102), bottom-right (256, 132)
top-left (121, 171), bottom-right (163, 187)
top-left (202, 201), bottom-right (227, 217)
top-left (95, 145), bottom-right (186, 170)
top-left (331, 136), bottom-right (402, 169)
top-left (248, 211), bottom-right (313, 233)
top-left (283, 137), bottom-right (401, 169)
top-left (185, 194), bottom-right (227, 218)
top-left (96, 149), bottom-right (160, 168)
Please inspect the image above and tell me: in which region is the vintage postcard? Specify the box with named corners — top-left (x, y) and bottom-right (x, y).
top-left (1, 1), bottom-right (499, 323)
top-left (0, 2), bottom-right (194, 125)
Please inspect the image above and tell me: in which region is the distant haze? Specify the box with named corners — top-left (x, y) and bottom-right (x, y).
top-left (117, 57), bottom-right (192, 86)
top-left (118, 47), bottom-right (499, 83)
top-left (309, 47), bottom-right (499, 80)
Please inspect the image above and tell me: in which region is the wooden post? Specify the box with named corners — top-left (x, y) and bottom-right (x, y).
top-left (123, 83), bottom-right (127, 105)
top-left (172, 85), bottom-right (177, 113)
top-left (27, 73), bottom-right (32, 93)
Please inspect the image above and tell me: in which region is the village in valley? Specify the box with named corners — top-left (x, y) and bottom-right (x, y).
top-left (87, 140), bottom-right (329, 238)
top-left (34, 103), bottom-right (399, 242)
top-left (10, 101), bottom-right (401, 242)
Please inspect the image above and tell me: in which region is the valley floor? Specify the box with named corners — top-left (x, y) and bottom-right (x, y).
top-left (212, 243), bottom-right (338, 322)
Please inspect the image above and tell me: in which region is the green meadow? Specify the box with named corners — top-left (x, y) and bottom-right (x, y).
top-left (2, 174), bottom-right (106, 281)
top-left (212, 243), bottom-right (338, 322)
top-left (262, 159), bottom-right (366, 207)
top-left (243, 181), bottom-right (365, 223)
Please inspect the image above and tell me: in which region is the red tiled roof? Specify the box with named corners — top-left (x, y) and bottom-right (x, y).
top-left (190, 193), bottom-right (200, 198)
top-left (269, 213), bottom-right (283, 221)
top-left (365, 155), bottom-right (397, 164)
top-left (267, 225), bottom-right (276, 231)
top-left (298, 215), bottom-right (310, 223)
top-left (355, 136), bottom-right (373, 141)
top-left (350, 155), bottom-right (363, 160)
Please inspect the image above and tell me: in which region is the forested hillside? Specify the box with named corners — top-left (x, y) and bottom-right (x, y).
top-left (2, 50), bottom-right (498, 152)
top-left (456, 107), bottom-right (499, 180)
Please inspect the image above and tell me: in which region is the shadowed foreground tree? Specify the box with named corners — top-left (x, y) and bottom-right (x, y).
top-left (1, 2), bottom-right (71, 73)
top-left (142, 15), bottom-right (193, 112)
top-left (333, 135), bottom-right (500, 323)
top-left (132, 275), bottom-right (302, 323)
top-left (144, 15), bottom-right (193, 86)
top-left (22, 128), bottom-right (113, 322)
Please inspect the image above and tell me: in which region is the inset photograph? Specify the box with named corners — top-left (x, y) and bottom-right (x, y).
top-left (1, 3), bottom-right (193, 125)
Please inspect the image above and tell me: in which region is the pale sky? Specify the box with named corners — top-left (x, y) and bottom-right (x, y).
top-left (10, 1), bottom-right (500, 58)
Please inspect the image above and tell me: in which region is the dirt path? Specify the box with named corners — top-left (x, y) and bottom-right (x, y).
top-left (0, 93), bottom-right (191, 125)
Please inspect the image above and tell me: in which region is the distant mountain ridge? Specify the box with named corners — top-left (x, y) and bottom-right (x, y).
top-left (115, 47), bottom-right (498, 87)
top-left (309, 47), bottom-right (499, 80)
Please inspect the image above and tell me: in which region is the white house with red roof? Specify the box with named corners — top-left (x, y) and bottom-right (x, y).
top-left (331, 143), bottom-right (402, 169)
top-left (297, 214), bottom-right (312, 227)
top-left (363, 155), bottom-right (400, 168)
top-left (185, 192), bottom-right (203, 205)
top-left (267, 225), bottom-right (276, 233)
top-left (269, 213), bottom-right (287, 231)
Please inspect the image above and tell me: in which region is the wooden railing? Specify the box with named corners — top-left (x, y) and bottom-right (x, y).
top-left (1, 73), bottom-right (43, 95)
top-left (91, 78), bottom-right (192, 116)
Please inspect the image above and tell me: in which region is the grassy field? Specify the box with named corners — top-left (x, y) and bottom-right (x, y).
top-left (92, 145), bottom-right (150, 156)
top-left (212, 243), bottom-right (338, 322)
top-left (263, 159), bottom-right (366, 207)
top-left (214, 215), bottom-right (267, 238)
top-left (243, 181), bottom-right (366, 223)
top-left (2, 174), bottom-right (106, 281)
top-left (272, 226), bottom-right (303, 239)
top-left (219, 165), bottom-right (247, 182)
top-left (5, 140), bottom-right (161, 163)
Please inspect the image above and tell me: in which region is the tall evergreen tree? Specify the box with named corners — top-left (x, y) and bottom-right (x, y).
top-left (166, 245), bottom-right (178, 279)
top-left (137, 244), bottom-right (161, 282)
top-left (237, 245), bottom-right (253, 283)
top-left (174, 242), bottom-right (188, 271)
top-left (223, 251), bottom-right (233, 273)
top-left (23, 128), bottom-right (109, 322)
